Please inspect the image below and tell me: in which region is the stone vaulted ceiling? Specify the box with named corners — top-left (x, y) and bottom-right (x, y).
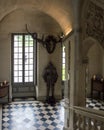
top-left (0, 0), bottom-right (73, 36)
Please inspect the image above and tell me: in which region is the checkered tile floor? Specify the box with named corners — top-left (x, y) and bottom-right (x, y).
top-left (2, 101), bottom-right (64, 130)
top-left (2, 98), bottom-right (104, 130)
top-left (86, 98), bottom-right (104, 111)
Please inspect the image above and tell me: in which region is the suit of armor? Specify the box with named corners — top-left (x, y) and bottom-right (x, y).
top-left (43, 62), bottom-right (58, 104)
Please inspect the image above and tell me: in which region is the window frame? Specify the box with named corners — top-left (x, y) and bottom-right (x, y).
top-left (62, 45), bottom-right (66, 81)
top-left (11, 33), bottom-right (37, 86)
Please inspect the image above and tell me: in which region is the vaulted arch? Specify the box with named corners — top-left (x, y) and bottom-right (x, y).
top-left (0, 0), bottom-right (73, 36)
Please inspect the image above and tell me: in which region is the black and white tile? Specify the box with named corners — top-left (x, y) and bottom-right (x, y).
top-left (86, 98), bottom-right (104, 111)
top-left (2, 98), bottom-right (104, 130)
top-left (2, 101), bottom-right (64, 130)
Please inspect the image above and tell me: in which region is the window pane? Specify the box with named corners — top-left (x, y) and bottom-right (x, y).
top-left (29, 59), bottom-right (33, 64)
top-left (25, 58), bottom-right (28, 64)
top-left (19, 77), bottom-right (22, 82)
top-left (25, 71), bottom-right (29, 76)
top-left (25, 77), bottom-right (29, 82)
top-left (62, 64), bottom-right (65, 68)
top-left (14, 77), bottom-right (18, 82)
top-left (14, 35), bottom-right (19, 41)
top-left (25, 53), bottom-right (28, 61)
top-left (25, 65), bottom-right (28, 70)
top-left (62, 69), bottom-right (65, 75)
top-left (14, 48), bottom-right (18, 52)
top-left (18, 53), bottom-right (22, 58)
top-left (18, 48), bottom-right (22, 53)
top-left (25, 35), bottom-right (29, 40)
top-left (29, 77), bottom-right (33, 82)
top-left (18, 59), bottom-right (22, 64)
top-left (29, 53), bottom-right (33, 58)
top-left (29, 65), bottom-right (33, 70)
top-left (25, 53), bottom-right (29, 58)
top-left (29, 41), bottom-right (33, 46)
top-left (25, 42), bottom-right (29, 47)
top-left (14, 71), bottom-right (18, 76)
top-left (19, 71), bottom-right (22, 76)
top-left (14, 60), bottom-right (18, 64)
top-left (14, 66), bottom-right (18, 70)
top-left (18, 42), bottom-right (22, 47)
top-left (18, 36), bottom-right (22, 41)
top-left (62, 75), bottom-right (66, 81)
top-left (62, 46), bottom-right (65, 51)
top-left (25, 47), bottom-right (28, 52)
top-left (14, 35), bottom-right (22, 41)
top-left (14, 42), bottom-right (18, 47)
top-left (18, 65), bottom-right (22, 70)
top-left (29, 35), bottom-right (32, 40)
top-left (62, 58), bottom-right (65, 64)
top-left (62, 52), bottom-right (65, 57)
top-left (29, 47), bottom-right (33, 52)
top-left (29, 71), bottom-right (33, 76)
top-left (14, 54), bottom-right (18, 58)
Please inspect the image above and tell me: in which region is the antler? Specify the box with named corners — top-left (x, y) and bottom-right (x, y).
top-left (25, 24), bottom-right (45, 45)
top-left (25, 24), bottom-right (64, 54)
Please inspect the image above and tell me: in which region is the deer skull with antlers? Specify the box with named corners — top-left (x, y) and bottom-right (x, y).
top-left (26, 24), bottom-right (64, 54)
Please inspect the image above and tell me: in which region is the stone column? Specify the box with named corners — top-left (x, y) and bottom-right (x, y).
top-left (69, 0), bottom-right (85, 129)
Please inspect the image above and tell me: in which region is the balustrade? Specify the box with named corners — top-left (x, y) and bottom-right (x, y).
top-left (63, 104), bottom-right (104, 130)
top-left (74, 107), bottom-right (104, 130)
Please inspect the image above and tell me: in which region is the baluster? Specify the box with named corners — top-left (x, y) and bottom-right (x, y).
top-left (74, 113), bottom-right (78, 130)
top-left (81, 116), bottom-right (86, 130)
top-left (101, 121), bottom-right (104, 130)
top-left (75, 113), bottom-right (82, 129)
top-left (87, 118), bottom-right (92, 130)
top-left (73, 109), bottom-right (104, 130)
top-left (80, 115), bottom-right (85, 130)
top-left (97, 121), bottom-right (101, 130)
top-left (78, 114), bottom-right (81, 129)
top-left (90, 118), bottom-right (95, 130)
top-left (85, 117), bottom-right (89, 130)
top-left (92, 119), bottom-right (98, 130)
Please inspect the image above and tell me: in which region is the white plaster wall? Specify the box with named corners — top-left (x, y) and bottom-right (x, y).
top-left (0, 34), bottom-right (11, 82)
top-left (0, 7), bottom-right (62, 101)
top-left (0, 34), bottom-right (12, 100)
top-left (0, 33), bottom-right (62, 101)
top-left (37, 42), bottom-right (62, 100)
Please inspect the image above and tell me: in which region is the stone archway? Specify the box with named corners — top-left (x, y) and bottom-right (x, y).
top-left (80, 0), bottom-right (104, 107)
top-left (82, 37), bottom-right (104, 102)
